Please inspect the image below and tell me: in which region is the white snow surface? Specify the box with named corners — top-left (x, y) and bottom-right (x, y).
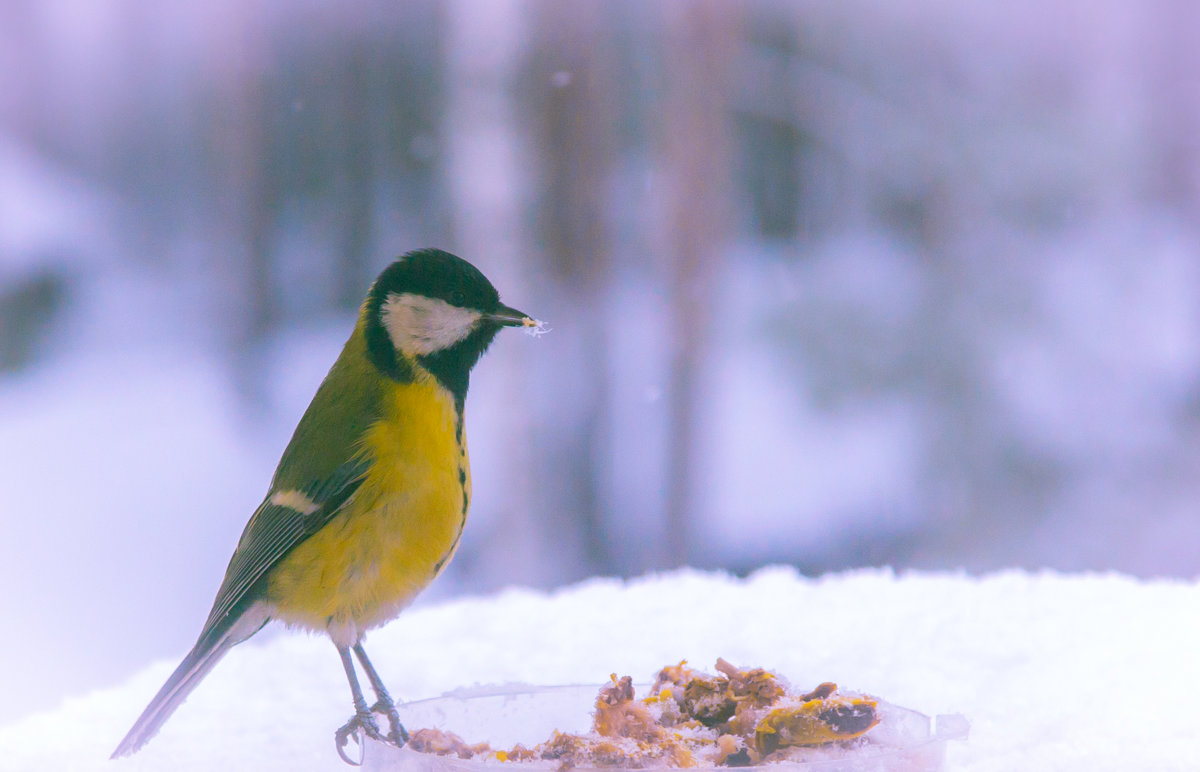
top-left (1, 567), bottom-right (1197, 771)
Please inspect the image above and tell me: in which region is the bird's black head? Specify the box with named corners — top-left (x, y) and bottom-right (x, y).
top-left (364, 248), bottom-right (532, 406)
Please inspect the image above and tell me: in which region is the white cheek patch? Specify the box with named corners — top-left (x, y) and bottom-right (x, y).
top-left (381, 292), bottom-right (483, 356)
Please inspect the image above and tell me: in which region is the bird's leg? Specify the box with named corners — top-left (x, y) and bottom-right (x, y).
top-left (353, 642), bottom-right (409, 746)
top-left (334, 644), bottom-right (385, 765)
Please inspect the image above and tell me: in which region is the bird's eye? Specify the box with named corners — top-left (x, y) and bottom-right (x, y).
top-left (450, 290), bottom-right (466, 306)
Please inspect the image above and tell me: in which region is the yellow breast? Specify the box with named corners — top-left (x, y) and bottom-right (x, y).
top-left (265, 373), bottom-right (470, 642)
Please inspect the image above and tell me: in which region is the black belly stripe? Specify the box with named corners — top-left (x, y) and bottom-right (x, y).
top-left (459, 465), bottom-right (469, 518)
top-left (434, 408), bottom-right (469, 578)
top-left (432, 459), bottom-right (470, 578)
top-left (432, 544), bottom-right (453, 576)
top-left (432, 485), bottom-right (468, 577)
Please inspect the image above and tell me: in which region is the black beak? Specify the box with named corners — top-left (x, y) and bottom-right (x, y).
top-left (487, 303), bottom-right (535, 328)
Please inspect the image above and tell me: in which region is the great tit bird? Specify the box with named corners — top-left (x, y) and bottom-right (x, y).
top-left (112, 248), bottom-right (539, 761)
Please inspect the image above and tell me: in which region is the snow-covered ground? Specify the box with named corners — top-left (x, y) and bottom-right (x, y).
top-left (1, 568), bottom-right (1196, 771)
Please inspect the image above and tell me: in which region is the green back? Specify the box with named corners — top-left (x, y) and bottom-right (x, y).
top-left (197, 320), bottom-right (393, 643)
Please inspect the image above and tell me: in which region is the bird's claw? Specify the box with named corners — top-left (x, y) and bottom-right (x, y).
top-left (335, 711), bottom-right (381, 766)
top-left (370, 699), bottom-right (410, 746)
top-left (335, 705), bottom-right (408, 765)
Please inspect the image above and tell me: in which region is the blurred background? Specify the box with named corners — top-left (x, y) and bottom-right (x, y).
top-left (3, 0), bottom-right (1200, 725)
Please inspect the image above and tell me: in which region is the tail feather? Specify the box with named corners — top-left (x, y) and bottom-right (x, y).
top-left (110, 632), bottom-right (236, 758)
top-left (111, 606), bottom-right (269, 758)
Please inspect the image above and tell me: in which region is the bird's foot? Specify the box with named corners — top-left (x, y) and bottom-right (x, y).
top-left (335, 709), bottom-right (385, 766)
top-left (370, 698), bottom-right (409, 746)
top-left (334, 702), bottom-right (409, 765)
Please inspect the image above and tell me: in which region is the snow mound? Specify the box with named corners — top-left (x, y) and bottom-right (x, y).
top-left (1, 567), bottom-right (1197, 771)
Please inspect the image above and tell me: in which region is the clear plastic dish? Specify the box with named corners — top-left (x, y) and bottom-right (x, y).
top-left (361, 684), bottom-right (968, 772)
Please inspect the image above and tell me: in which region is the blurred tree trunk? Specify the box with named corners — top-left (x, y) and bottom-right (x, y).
top-left (1145, 0), bottom-right (1200, 212)
top-left (205, 1), bottom-right (276, 409)
top-left (526, 0), bottom-right (619, 580)
top-left (1143, 0), bottom-right (1200, 482)
top-left (336, 38), bottom-right (376, 309)
top-left (0, 2), bottom-right (45, 151)
top-left (443, 0), bottom-right (543, 587)
top-left (658, 0), bottom-right (736, 568)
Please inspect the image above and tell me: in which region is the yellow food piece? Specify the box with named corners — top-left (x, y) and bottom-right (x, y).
top-left (650, 660), bottom-right (699, 695)
top-left (594, 675), bottom-right (665, 742)
top-left (408, 727), bottom-right (491, 759)
top-left (410, 660), bottom-right (881, 768)
top-left (754, 696), bottom-right (880, 753)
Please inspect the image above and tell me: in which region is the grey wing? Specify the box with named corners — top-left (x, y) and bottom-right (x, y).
top-left (198, 457), bottom-right (369, 639)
